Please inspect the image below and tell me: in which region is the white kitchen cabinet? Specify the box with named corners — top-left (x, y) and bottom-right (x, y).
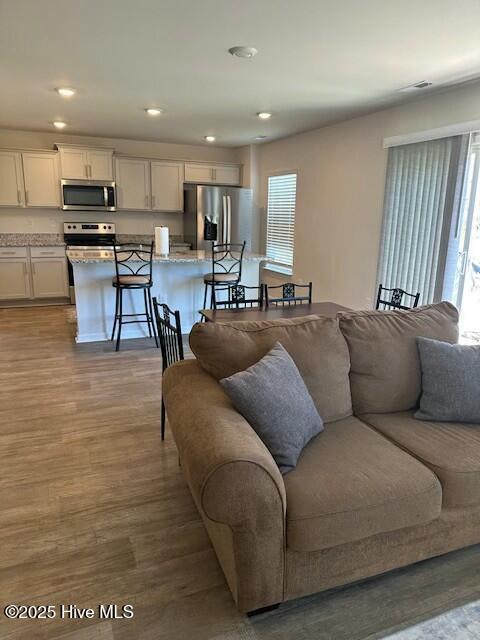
top-left (0, 151), bottom-right (25, 207)
top-left (184, 162), bottom-right (241, 185)
top-left (22, 152), bottom-right (60, 208)
top-left (115, 157), bottom-right (151, 210)
top-left (31, 257), bottom-right (69, 298)
top-left (58, 145), bottom-right (113, 180)
top-left (151, 161), bottom-right (183, 211)
top-left (214, 165), bottom-right (241, 185)
top-left (0, 257), bottom-right (31, 300)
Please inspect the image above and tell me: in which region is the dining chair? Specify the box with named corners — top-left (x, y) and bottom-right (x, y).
top-left (152, 298), bottom-right (184, 441)
top-left (111, 242), bottom-right (158, 351)
top-left (265, 281), bottom-right (313, 307)
top-left (203, 242), bottom-right (246, 311)
top-left (375, 284), bottom-right (420, 311)
top-left (213, 283), bottom-right (264, 309)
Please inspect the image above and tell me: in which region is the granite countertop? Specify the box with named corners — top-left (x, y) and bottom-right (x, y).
top-left (67, 249), bottom-right (267, 264)
top-left (0, 233), bottom-right (65, 247)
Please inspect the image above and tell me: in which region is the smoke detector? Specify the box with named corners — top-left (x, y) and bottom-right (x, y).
top-left (228, 46), bottom-right (258, 59)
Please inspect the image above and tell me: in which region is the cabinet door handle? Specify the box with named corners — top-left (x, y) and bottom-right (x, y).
top-left (212, 169), bottom-right (216, 182)
top-left (145, 194), bottom-right (149, 208)
top-left (17, 190), bottom-right (21, 204)
top-left (23, 262), bottom-right (28, 274)
top-left (152, 195), bottom-right (156, 209)
top-left (88, 164), bottom-right (92, 178)
top-left (40, 251), bottom-right (55, 255)
top-left (31, 262), bottom-right (36, 274)
top-left (2, 251), bottom-right (16, 255)
top-left (25, 190), bottom-right (29, 205)
top-left (85, 164), bottom-right (89, 178)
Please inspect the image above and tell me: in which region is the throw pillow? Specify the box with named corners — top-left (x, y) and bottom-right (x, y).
top-left (220, 342), bottom-right (324, 473)
top-left (415, 336), bottom-right (480, 423)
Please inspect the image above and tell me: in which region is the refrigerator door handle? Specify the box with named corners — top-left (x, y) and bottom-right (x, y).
top-left (227, 195), bottom-right (232, 244)
top-left (222, 195), bottom-right (227, 243)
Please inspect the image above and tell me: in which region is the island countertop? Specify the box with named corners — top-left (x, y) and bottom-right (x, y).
top-left (67, 249), bottom-right (266, 264)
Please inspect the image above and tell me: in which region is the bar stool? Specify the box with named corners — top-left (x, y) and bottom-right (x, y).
top-left (111, 242), bottom-right (158, 351)
top-left (202, 241), bottom-right (246, 311)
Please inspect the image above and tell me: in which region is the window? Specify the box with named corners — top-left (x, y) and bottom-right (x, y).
top-left (377, 136), bottom-right (468, 305)
top-left (266, 173), bottom-right (297, 270)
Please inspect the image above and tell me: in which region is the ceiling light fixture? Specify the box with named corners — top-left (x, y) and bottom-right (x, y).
top-left (56, 87), bottom-right (76, 97)
top-left (145, 108), bottom-right (162, 116)
top-left (204, 135), bottom-right (216, 142)
top-left (55, 87), bottom-right (77, 98)
top-left (255, 136), bottom-right (267, 140)
top-left (53, 121), bottom-right (67, 129)
top-left (257, 112), bottom-right (272, 120)
top-left (399, 80), bottom-right (433, 92)
top-left (228, 46), bottom-right (258, 59)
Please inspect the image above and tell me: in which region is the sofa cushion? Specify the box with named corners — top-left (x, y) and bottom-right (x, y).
top-left (415, 337), bottom-right (480, 423)
top-left (283, 416), bottom-right (442, 552)
top-left (190, 315), bottom-right (352, 423)
top-left (361, 411), bottom-right (480, 508)
top-left (220, 343), bottom-right (324, 474)
top-left (338, 302), bottom-right (459, 414)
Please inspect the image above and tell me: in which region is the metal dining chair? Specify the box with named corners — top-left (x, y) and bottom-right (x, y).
top-left (203, 242), bottom-right (246, 311)
top-left (265, 281), bottom-right (313, 307)
top-left (375, 284), bottom-right (420, 310)
top-left (152, 298), bottom-right (184, 441)
top-left (213, 283), bottom-right (264, 309)
top-left (111, 242), bottom-right (158, 351)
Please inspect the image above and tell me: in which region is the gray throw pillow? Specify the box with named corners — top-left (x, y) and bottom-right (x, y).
top-left (220, 342), bottom-right (324, 474)
top-left (415, 337), bottom-right (480, 423)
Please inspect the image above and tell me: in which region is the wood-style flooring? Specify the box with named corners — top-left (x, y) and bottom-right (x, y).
top-left (0, 305), bottom-right (479, 640)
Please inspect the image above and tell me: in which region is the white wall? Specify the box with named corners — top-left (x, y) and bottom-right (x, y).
top-left (257, 80), bottom-right (480, 309)
top-left (0, 128), bottom-right (241, 236)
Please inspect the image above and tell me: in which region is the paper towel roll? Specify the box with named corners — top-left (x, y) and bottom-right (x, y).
top-left (155, 226), bottom-right (169, 256)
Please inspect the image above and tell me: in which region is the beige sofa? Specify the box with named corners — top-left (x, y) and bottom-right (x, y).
top-left (163, 302), bottom-right (480, 613)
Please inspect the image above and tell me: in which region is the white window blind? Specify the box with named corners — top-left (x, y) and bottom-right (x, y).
top-left (266, 173), bottom-right (297, 267)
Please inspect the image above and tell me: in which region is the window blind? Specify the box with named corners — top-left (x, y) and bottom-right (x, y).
top-left (266, 173), bottom-right (297, 267)
top-left (376, 136), bottom-right (467, 305)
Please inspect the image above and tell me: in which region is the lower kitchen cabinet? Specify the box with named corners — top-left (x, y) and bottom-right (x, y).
top-left (0, 246), bottom-right (69, 303)
top-left (31, 257), bottom-right (69, 298)
top-left (0, 258), bottom-right (31, 300)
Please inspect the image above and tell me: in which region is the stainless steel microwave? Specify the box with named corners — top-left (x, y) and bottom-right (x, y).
top-left (61, 179), bottom-right (116, 211)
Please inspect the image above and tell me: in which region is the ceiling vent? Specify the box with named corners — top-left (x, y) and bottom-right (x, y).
top-left (400, 80), bottom-right (433, 92)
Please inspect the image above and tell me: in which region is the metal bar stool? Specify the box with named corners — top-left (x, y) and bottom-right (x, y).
top-left (202, 241), bottom-right (246, 312)
top-left (152, 298), bottom-right (184, 440)
top-left (111, 242), bottom-right (158, 351)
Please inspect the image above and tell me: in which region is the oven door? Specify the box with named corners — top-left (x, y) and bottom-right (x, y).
top-left (61, 180), bottom-right (116, 211)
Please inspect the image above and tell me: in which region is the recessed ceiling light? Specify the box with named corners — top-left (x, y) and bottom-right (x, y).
top-left (56, 87), bottom-right (76, 97)
top-left (145, 108), bottom-right (162, 116)
top-left (53, 121), bottom-right (67, 129)
top-left (257, 112), bottom-right (272, 120)
top-left (255, 136), bottom-right (267, 140)
top-left (204, 135), bottom-right (216, 142)
top-left (228, 46), bottom-right (258, 59)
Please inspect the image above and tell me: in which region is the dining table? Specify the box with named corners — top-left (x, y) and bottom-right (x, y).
top-left (199, 301), bottom-right (351, 323)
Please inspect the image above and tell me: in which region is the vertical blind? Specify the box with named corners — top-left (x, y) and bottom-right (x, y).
top-left (377, 136), bottom-right (467, 305)
top-left (266, 173), bottom-right (297, 266)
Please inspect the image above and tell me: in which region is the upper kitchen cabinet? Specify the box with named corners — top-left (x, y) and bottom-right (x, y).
top-left (0, 150), bottom-right (25, 206)
top-left (151, 161), bottom-right (183, 211)
top-left (57, 145), bottom-right (114, 180)
top-left (22, 152), bottom-right (60, 208)
top-left (184, 162), bottom-right (241, 186)
top-left (115, 157), bottom-right (151, 210)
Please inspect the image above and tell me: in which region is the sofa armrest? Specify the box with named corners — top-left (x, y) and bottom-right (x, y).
top-left (163, 359), bottom-right (286, 612)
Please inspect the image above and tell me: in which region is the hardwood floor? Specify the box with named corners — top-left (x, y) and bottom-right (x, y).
top-left (0, 305), bottom-right (479, 640)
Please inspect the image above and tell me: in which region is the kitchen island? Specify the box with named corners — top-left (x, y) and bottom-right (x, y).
top-left (67, 249), bottom-right (266, 343)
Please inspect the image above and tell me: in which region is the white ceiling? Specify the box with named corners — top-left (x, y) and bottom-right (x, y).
top-left (1, 0), bottom-right (480, 147)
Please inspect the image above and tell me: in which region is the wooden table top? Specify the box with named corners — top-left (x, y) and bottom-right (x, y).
top-left (200, 301), bottom-right (351, 323)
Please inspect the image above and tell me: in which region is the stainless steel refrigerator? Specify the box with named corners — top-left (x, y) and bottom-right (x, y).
top-left (183, 184), bottom-right (253, 251)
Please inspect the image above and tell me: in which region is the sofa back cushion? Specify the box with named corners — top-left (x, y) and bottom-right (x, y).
top-left (190, 315), bottom-right (352, 423)
top-left (339, 302), bottom-right (459, 414)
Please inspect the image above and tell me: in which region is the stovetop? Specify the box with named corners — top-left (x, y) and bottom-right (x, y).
top-left (63, 221), bottom-right (116, 247)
